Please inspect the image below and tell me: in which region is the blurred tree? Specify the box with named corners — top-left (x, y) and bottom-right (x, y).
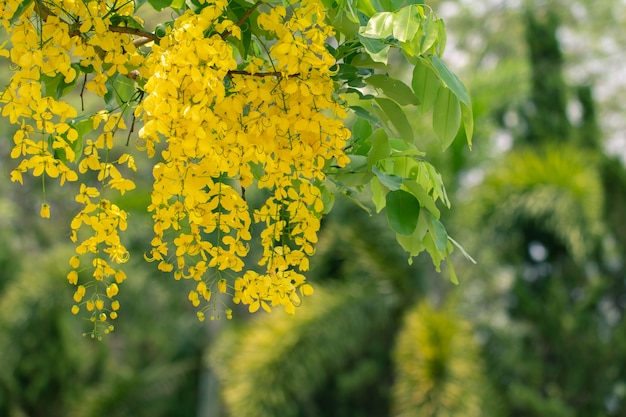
top-left (461, 4), bottom-right (626, 416)
top-left (209, 201), bottom-right (494, 417)
top-left (392, 301), bottom-right (493, 417)
top-left (0, 204), bottom-right (210, 417)
top-left (0, 245), bottom-right (105, 417)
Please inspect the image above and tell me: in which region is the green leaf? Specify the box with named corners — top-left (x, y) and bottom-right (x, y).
top-left (356, 0), bottom-right (377, 18)
top-left (334, 173), bottom-right (373, 187)
top-left (40, 69), bottom-right (79, 99)
top-left (350, 105), bottom-right (378, 123)
top-left (357, 35), bottom-right (391, 64)
top-left (104, 74), bottom-right (137, 108)
top-left (412, 62), bottom-right (441, 114)
top-left (436, 17), bottom-right (447, 55)
top-left (422, 233), bottom-right (444, 272)
top-left (170, 0), bottom-right (185, 8)
top-left (386, 189), bottom-right (420, 235)
top-left (422, 162), bottom-right (450, 207)
top-left (148, 0), bottom-right (172, 11)
top-left (392, 0), bottom-right (424, 8)
top-left (375, 98), bottom-right (414, 143)
top-left (388, 138), bottom-right (424, 155)
top-left (425, 212), bottom-right (448, 252)
top-left (68, 118), bottom-right (91, 157)
top-left (432, 87), bottom-right (461, 150)
top-left (351, 117), bottom-right (373, 142)
top-left (429, 55), bottom-right (470, 105)
top-left (446, 257), bottom-right (459, 285)
top-left (360, 12), bottom-right (395, 38)
top-left (109, 14), bottom-right (145, 29)
top-left (365, 74), bottom-right (419, 106)
top-left (370, 176), bottom-right (386, 213)
top-left (370, 0), bottom-right (393, 12)
top-left (229, 0), bottom-right (253, 58)
top-left (418, 16), bottom-right (439, 53)
top-left (392, 5), bottom-right (420, 42)
top-left (391, 154), bottom-right (420, 180)
top-left (373, 166), bottom-right (402, 190)
top-left (40, 73), bottom-right (63, 99)
top-left (349, 53), bottom-right (389, 70)
top-left (401, 179), bottom-right (440, 219)
top-left (341, 154), bottom-right (367, 172)
top-left (396, 211), bottom-right (428, 258)
top-left (154, 21), bottom-right (174, 37)
top-left (10, 0), bottom-right (33, 24)
top-left (431, 219), bottom-right (448, 253)
top-left (366, 128), bottom-right (390, 167)
top-left (319, 183), bottom-right (335, 214)
top-left (461, 101), bottom-right (474, 149)
top-left (330, 0), bottom-right (360, 24)
top-left (336, 63), bottom-right (360, 82)
top-left (71, 118), bottom-right (93, 138)
top-left (249, 161), bottom-right (264, 180)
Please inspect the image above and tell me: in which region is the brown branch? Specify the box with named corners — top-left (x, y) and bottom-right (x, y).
top-left (228, 70), bottom-right (299, 78)
top-left (34, 0), bottom-right (159, 45)
top-left (108, 26), bottom-right (160, 44)
top-left (80, 73), bottom-right (87, 111)
top-left (126, 111), bottom-right (136, 146)
top-left (133, 36), bottom-right (157, 47)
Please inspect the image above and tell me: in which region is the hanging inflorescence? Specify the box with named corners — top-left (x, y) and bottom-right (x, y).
top-left (1, 0), bottom-right (475, 338)
top-left (139, 0), bottom-right (350, 319)
top-left (0, 0), bottom-right (350, 337)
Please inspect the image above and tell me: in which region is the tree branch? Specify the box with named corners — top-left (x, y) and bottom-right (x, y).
top-left (228, 70), bottom-right (299, 78)
top-left (108, 26), bottom-right (160, 44)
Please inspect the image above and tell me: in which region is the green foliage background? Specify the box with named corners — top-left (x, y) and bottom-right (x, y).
top-left (2, 0), bottom-right (626, 416)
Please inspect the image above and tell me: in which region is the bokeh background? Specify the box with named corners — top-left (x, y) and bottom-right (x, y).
top-left (2, 0), bottom-right (626, 415)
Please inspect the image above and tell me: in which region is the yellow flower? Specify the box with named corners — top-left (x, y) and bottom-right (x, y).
top-left (1, 0), bottom-right (353, 327)
top-left (40, 203), bottom-right (50, 218)
top-left (73, 285), bottom-right (86, 302)
top-left (69, 256), bottom-right (80, 268)
top-left (218, 279), bottom-right (227, 293)
top-left (301, 283), bottom-right (314, 296)
top-left (67, 270), bottom-right (78, 285)
top-left (106, 284), bottom-right (119, 298)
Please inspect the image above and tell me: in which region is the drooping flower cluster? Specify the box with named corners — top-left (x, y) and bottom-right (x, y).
top-left (139, 0), bottom-right (350, 318)
top-left (0, 0), bottom-right (143, 337)
top-left (1, 0), bottom-right (350, 332)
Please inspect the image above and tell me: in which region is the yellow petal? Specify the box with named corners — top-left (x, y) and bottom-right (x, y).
top-left (40, 203), bottom-right (50, 218)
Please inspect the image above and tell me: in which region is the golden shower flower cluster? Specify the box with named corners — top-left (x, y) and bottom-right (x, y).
top-left (139, 0), bottom-right (350, 319)
top-left (66, 112), bottom-right (136, 338)
top-left (1, 0), bottom-right (471, 335)
top-left (1, 0), bottom-right (143, 336)
top-left (0, 0), bottom-right (353, 332)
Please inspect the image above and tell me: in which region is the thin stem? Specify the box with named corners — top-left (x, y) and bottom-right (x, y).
top-left (80, 73), bottom-right (87, 111)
